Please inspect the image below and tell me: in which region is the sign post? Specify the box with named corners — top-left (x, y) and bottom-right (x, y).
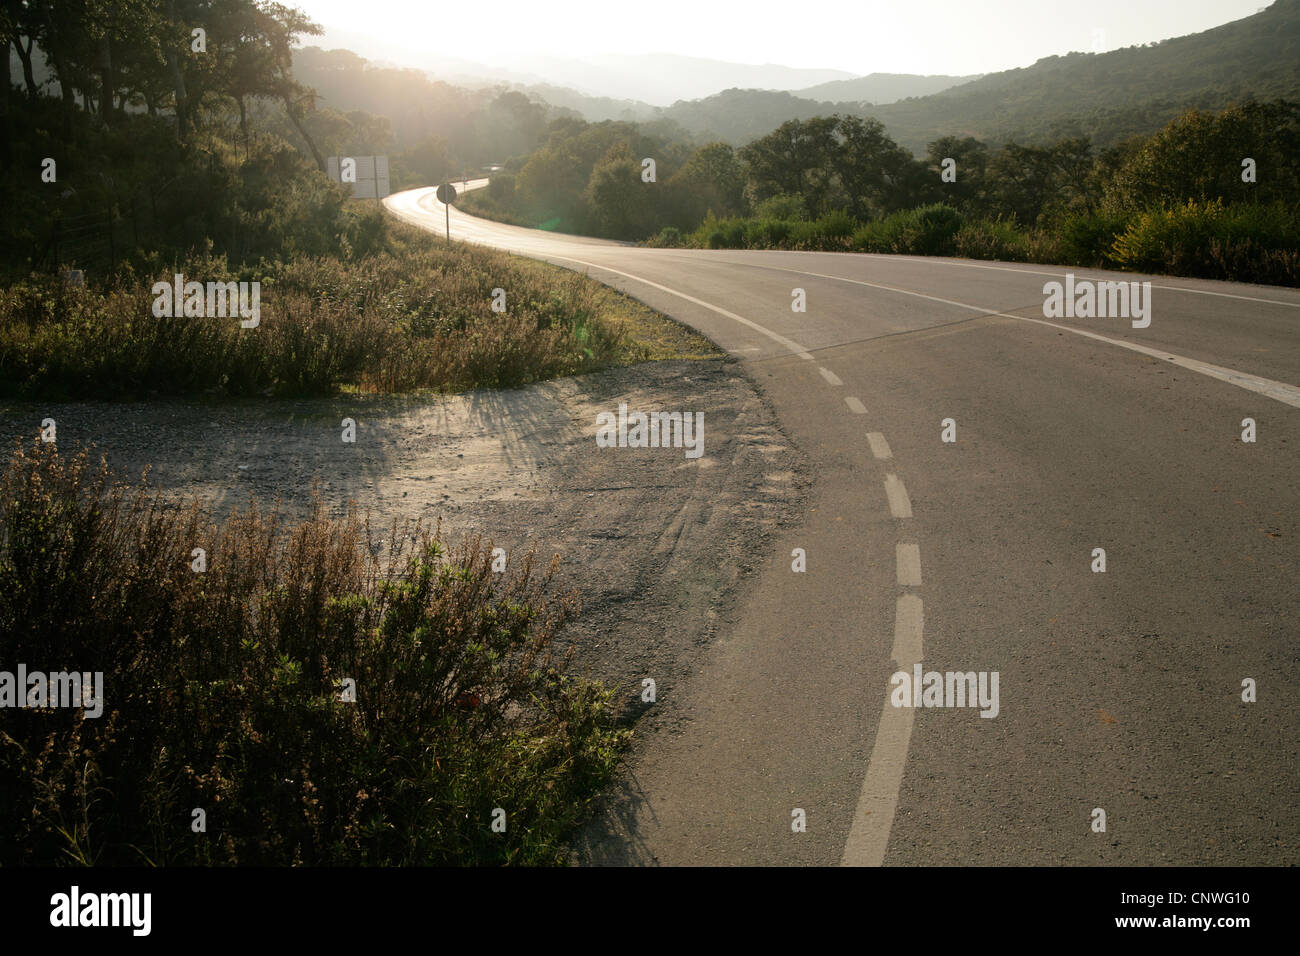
top-left (435, 182), bottom-right (458, 245)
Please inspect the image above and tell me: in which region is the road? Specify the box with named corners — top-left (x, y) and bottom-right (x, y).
top-left (385, 183), bottom-right (1299, 866)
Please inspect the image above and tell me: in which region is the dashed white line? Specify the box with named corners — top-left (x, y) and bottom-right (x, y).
top-left (884, 474), bottom-right (913, 518)
top-left (819, 367), bottom-right (843, 386)
top-left (896, 544), bottom-right (922, 586)
top-left (866, 432), bottom-right (893, 459)
top-left (845, 396), bottom-right (868, 414)
top-left (841, 594), bottom-right (923, 867)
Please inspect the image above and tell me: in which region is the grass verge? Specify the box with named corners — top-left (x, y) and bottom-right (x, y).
top-left (0, 211), bottom-right (720, 401)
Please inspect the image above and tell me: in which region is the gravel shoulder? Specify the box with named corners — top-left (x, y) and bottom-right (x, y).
top-left (1, 356), bottom-right (810, 720)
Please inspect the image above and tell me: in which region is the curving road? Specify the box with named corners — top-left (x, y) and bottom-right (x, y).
top-left (386, 183), bottom-right (1299, 866)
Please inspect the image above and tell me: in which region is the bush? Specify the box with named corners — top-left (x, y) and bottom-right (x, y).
top-left (1024, 229), bottom-right (1068, 266)
top-left (1058, 210), bottom-right (1131, 266)
top-left (896, 204), bottom-right (964, 256)
top-left (648, 226), bottom-right (683, 248)
top-left (746, 218), bottom-right (792, 247)
top-left (698, 218), bottom-right (748, 249)
top-left (853, 204), bottom-right (963, 256)
top-left (679, 196), bottom-right (1296, 284)
top-left (487, 173), bottom-right (517, 203)
top-left (787, 220), bottom-right (823, 249)
top-left (0, 441), bottom-right (628, 865)
top-left (817, 210), bottom-right (857, 240)
top-left (1108, 200), bottom-right (1300, 284)
top-left (722, 220), bottom-right (748, 247)
top-left (851, 221), bottom-right (890, 253)
top-left (754, 194), bottom-right (806, 221)
top-left (953, 218), bottom-right (1029, 261)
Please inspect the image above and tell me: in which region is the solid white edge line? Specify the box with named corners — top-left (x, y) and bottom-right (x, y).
top-left (532, 254), bottom-right (817, 362)
top-left (1016, 316), bottom-right (1300, 410)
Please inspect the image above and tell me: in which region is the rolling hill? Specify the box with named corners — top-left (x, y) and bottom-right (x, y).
top-left (657, 0), bottom-right (1300, 152)
top-left (794, 72), bottom-right (980, 104)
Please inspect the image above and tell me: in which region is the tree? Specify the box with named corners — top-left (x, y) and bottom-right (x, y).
top-left (517, 140), bottom-right (587, 224)
top-left (3, 0), bottom-right (41, 99)
top-left (1103, 100), bottom-right (1300, 212)
top-left (256, 2), bottom-right (325, 170)
top-left (834, 115), bottom-right (923, 218)
top-left (987, 138), bottom-right (1093, 225)
top-left (584, 141), bottom-right (658, 239)
top-left (475, 90), bottom-right (546, 161)
top-left (666, 141), bottom-right (746, 226)
top-left (741, 116), bottom-right (839, 215)
top-left (925, 135), bottom-right (990, 214)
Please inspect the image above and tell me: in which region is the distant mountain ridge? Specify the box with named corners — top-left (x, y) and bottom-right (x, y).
top-left (654, 0), bottom-right (1300, 152)
top-left (794, 72), bottom-right (980, 104)
top-left (313, 28), bottom-right (859, 105)
top-left (306, 1), bottom-right (1300, 158)
top-left (863, 0), bottom-right (1300, 151)
top-left (503, 53), bottom-right (854, 105)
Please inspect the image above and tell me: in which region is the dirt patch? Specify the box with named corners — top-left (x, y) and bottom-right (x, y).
top-left (0, 358), bottom-right (809, 715)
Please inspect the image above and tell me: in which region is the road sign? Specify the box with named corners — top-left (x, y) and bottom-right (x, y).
top-left (327, 155), bottom-right (390, 200)
top-left (434, 183), bottom-right (458, 243)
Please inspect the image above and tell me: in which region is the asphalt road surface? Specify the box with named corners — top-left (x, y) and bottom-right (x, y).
top-left (385, 183), bottom-right (1299, 866)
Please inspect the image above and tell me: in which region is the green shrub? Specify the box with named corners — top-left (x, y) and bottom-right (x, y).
top-left (817, 210), bottom-right (857, 240)
top-left (953, 218), bottom-right (1029, 261)
top-left (853, 204), bottom-right (963, 256)
top-left (722, 220), bottom-right (748, 247)
top-left (745, 218), bottom-right (791, 247)
top-left (0, 441), bottom-right (629, 865)
top-left (754, 194), bottom-right (806, 221)
top-left (1108, 199), bottom-right (1300, 284)
top-left (851, 221), bottom-right (891, 253)
top-left (487, 174), bottom-right (517, 203)
top-left (787, 220), bottom-right (823, 248)
top-left (648, 226), bottom-right (683, 247)
top-left (1024, 229), bottom-right (1068, 266)
top-left (695, 217), bottom-right (750, 249)
top-left (1058, 210), bottom-right (1131, 266)
top-left (897, 204), bottom-right (964, 256)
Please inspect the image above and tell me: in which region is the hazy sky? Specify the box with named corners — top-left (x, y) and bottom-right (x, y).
top-left (294, 0), bottom-right (1269, 76)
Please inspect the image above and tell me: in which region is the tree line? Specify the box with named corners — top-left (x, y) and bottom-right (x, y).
top-left (465, 101), bottom-right (1300, 284)
top-left (0, 2), bottom-right (572, 276)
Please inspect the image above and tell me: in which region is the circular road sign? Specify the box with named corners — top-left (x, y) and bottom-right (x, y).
top-left (435, 183), bottom-right (458, 204)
